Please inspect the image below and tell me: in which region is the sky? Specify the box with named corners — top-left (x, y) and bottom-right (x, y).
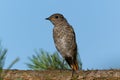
top-left (0, 0), bottom-right (120, 70)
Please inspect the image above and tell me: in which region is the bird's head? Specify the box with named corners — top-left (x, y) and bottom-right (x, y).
top-left (46, 13), bottom-right (67, 26)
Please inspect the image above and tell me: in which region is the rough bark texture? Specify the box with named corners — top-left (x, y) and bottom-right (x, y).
top-left (1, 69), bottom-right (120, 80)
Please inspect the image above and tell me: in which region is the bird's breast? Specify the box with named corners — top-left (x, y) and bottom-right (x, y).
top-left (53, 27), bottom-right (67, 49)
top-left (53, 26), bottom-right (76, 57)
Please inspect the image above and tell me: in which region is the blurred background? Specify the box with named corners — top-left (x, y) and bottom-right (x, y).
top-left (0, 0), bottom-right (120, 70)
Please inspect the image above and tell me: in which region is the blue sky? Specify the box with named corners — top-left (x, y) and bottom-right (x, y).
top-left (0, 0), bottom-right (120, 70)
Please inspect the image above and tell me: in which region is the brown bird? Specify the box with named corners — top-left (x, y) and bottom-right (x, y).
top-left (46, 13), bottom-right (79, 74)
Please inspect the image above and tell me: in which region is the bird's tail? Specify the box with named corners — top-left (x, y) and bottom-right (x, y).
top-left (65, 57), bottom-right (79, 71)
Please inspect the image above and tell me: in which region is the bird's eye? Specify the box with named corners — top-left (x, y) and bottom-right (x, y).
top-left (55, 16), bottom-right (58, 19)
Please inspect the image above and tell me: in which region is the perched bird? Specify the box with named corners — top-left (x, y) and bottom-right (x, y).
top-left (46, 13), bottom-right (79, 74)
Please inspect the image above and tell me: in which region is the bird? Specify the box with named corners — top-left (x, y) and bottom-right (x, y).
top-left (46, 13), bottom-right (79, 75)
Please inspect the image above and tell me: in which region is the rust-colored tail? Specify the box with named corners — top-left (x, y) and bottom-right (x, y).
top-left (71, 60), bottom-right (79, 71)
top-left (65, 57), bottom-right (79, 71)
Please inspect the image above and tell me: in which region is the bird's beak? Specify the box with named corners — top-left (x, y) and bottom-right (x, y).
top-left (45, 17), bottom-right (50, 20)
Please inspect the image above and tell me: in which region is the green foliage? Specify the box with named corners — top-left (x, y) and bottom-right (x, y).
top-left (26, 49), bottom-right (70, 70)
top-left (0, 42), bottom-right (19, 80)
top-left (26, 49), bottom-right (82, 70)
top-left (0, 45), bottom-right (7, 80)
